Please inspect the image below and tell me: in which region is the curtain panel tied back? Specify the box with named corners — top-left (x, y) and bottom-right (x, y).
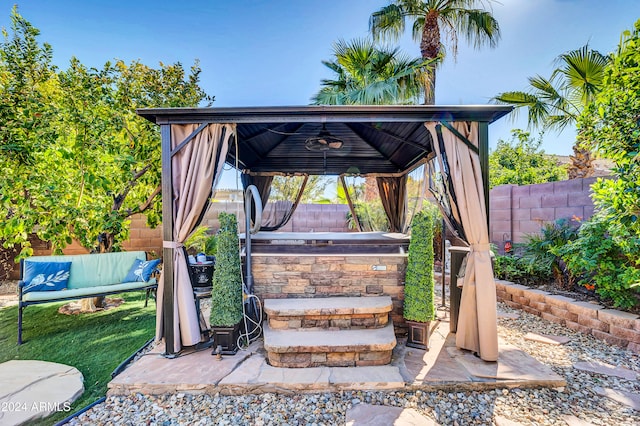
top-left (156, 123), bottom-right (234, 354)
top-left (424, 121), bottom-right (498, 362)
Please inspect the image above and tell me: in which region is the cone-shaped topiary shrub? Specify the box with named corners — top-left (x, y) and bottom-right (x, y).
top-left (403, 206), bottom-right (438, 323)
top-left (210, 212), bottom-right (243, 327)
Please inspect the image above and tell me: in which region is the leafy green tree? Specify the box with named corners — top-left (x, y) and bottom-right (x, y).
top-left (0, 10), bottom-right (213, 260)
top-left (553, 20), bottom-right (640, 310)
top-left (312, 38), bottom-right (430, 105)
top-left (269, 175), bottom-right (330, 203)
top-left (488, 129), bottom-right (567, 188)
top-left (370, 0), bottom-right (500, 104)
top-left (494, 45), bottom-right (609, 178)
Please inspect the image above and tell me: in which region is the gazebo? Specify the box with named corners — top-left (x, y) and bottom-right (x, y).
top-left (137, 105), bottom-right (512, 362)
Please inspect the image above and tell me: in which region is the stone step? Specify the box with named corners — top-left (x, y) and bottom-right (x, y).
top-left (264, 296), bottom-right (393, 330)
top-left (263, 321), bottom-right (396, 368)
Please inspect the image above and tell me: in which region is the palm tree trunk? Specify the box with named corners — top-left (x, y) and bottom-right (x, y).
top-left (421, 12), bottom-right (440, 105)
top-left (567, 144), bottom-right (594, 179)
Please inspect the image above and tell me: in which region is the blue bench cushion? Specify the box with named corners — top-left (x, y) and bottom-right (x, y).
top-left (24, 252), bottom-right (148, 289)
top-left (22, 261), bottom-right (72, 293)
top-left (21, 280), bottom-right (156, 302)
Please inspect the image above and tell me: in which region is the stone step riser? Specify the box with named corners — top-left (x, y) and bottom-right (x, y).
top-left (268, 312), bottom-right (389, 331)
top-left (268, 350), bottom-right (392, 368)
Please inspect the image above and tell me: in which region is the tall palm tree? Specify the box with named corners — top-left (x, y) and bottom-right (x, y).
top-left (494, 45), bottom-right (610, 178)
top-left (311, 38), bottom-right (432, 105)
top-left (370, 0), bottom-right (501, 104)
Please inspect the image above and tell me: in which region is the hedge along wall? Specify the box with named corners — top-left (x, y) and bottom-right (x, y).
top-left (489, 177), bottom-right (603, 252)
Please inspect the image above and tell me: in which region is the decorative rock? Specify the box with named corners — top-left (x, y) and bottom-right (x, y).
top-left (346, 403), bottom-right (436, 426)
top-left (0, 360), bottom-right (83, 426)
top-left (573, 360), bottom-right (638, 381)
top-left (561, 415), bottom-right (597, 426)
top-left (524, 332), bottom-right (571, 345)
top-left (593, 387), bottom-right (640, 411)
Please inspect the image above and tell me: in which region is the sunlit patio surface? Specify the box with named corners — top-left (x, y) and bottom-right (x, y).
top-left (108, 304), bottom-right (565, 396)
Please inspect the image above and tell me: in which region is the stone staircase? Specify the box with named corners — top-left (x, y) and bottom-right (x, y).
top-left (263, 296), bottom-right (396, 368)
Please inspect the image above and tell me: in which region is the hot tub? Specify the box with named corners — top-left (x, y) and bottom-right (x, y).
top-left (241, 231), bottom-right (409, 327)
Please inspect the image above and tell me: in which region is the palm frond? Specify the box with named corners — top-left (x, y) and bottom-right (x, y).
top-left (370, 4), bottom-right (406, 42)
top-left (453, 8), bottom-right (501, 49)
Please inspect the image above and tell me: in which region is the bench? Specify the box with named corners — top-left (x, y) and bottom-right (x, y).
top-left (18, 251), bottom-right (160, 344)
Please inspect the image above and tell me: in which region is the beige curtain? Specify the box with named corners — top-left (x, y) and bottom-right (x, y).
top-left (376, 175), bottom-right (407, 233)
top-left (155, 123), bottom-right (234, 353)
top-left (425, 121), bottom-right (498, 362)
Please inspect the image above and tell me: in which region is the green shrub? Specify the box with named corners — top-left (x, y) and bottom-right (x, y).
top-left (493, 253), bottom-right (553, 286)
top-left (403, 206), bottom-right (438, 323)
top-left (552, 214), bottom-right (640, 309)
top-left (521, 218), bottom-right (579, 287)
top-left (210, 212), bottom-right (243, 327)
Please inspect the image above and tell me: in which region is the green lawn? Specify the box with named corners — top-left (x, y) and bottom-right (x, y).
top-left (0, 293), bottom-right (156, 424)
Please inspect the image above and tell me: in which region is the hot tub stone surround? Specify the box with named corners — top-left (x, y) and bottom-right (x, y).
top-left (250, 254), bottom-right (408, 329)
top-left (496, 280), bottom-right (640, 353)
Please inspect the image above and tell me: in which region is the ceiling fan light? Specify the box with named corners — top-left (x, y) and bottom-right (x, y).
top-left (304, 124), bottom-right (344, 151)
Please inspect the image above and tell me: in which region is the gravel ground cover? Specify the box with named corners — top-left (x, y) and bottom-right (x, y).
top-left (68, 301), bottom-right (639, 426)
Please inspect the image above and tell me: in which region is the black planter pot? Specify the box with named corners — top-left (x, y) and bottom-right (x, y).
top-left (406, 320), bottom-right (430, 350)
top-left (188, 263), bottom-right (215, 289)
top-left (211, 322), bottom-right (241, 355)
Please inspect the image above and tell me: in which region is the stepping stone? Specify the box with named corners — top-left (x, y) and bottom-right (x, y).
top-left (494, 416), bottom-right (526, 426)
top-left (346, 403), bottom-right (435, 426)
top-left (524, 332), bottom-right (570, 345)
top-left (0, 360), bottom-right (84, 426)
top-left (562, 414), bottom-right (597, 426)
top-left (573, 360), bottom-right (638, 381)
top-left (593, 386), bottom-right (640, 411)
top-left (497, 312), bottom-right (520, 320)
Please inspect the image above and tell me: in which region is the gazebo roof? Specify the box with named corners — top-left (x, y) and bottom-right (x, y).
top-left (138, 105), bottom-right (511, 175)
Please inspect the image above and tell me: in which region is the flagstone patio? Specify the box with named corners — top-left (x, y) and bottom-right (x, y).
top-left (108, 305), bottom-right (565, 396)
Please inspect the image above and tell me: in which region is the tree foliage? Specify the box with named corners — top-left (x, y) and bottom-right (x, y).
top-left (0, 8), bottom-right (213, 257)
top-left (494, 44), bottom-right (610, 178)
top-left (488, 129), bottom-right (567, 188)
top-left (555, 19), bottom-right (640, 309)
top-left (312, 38), bottom-right (430, 105)
top-left (370, 0), bottom-right (500, 104)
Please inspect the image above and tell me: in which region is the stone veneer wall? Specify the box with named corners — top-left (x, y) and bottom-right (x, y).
top-left (496, 280), bottom-right (640, 353)
top-left (250, 254), bottom-right (408, 329)
top-left (489, 177), bottom-right (601, 250)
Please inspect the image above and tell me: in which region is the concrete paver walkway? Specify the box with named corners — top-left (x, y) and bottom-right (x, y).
top-left (0, 360), bottom-right (83, 426)
top-left (109, 316), bottom-right (565, 396)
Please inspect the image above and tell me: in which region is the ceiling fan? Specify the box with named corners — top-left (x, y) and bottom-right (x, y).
top-left (304, 124), bottom-right (344, 151)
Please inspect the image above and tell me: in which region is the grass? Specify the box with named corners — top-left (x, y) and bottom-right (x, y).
top-left (0, 292), bottom-right (156, 425)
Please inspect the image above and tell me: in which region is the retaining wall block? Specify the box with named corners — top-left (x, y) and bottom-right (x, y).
top-left (541, 312), bottom-right (565, 325)
top-left (598, 309), bottom-right (639, 329)
top-left (565, 320), bottom-right (592, 335)
top-left (577, 316), bottom-right (609, 333)
top-left (609, 325), bottom-right (640, 344)
top-left (566, 301), bottom-right (603, 319)
top-left (545, 294), bottom-right (576, 309)
top-left (525, 289), bottom-right (550, 302)
top-left (591, 330), bottom-right (629, 348)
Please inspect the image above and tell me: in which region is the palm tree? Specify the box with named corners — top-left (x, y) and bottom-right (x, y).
top-left (311, 38), bottom-right (432, 105)
top-left (494, 45), bottom-right (610, 178)
top-left (370, 0), bottom-right (501, 104)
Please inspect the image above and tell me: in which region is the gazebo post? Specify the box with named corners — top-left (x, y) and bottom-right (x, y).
top-left (160, 124), bottom-right (176, 356)
top-left (478, 121), bottom-right (490, 229)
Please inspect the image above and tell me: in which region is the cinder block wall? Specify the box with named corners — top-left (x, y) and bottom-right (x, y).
top-left (490, 177), bottom-right (600, 251)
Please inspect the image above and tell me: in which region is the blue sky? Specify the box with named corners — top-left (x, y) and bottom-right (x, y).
top-left (2, 0), bottom-right (638, 158)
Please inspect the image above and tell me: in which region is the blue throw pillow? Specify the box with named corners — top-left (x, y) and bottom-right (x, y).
top-left (124, 258), bottom-right (161, 282)
top-left (22, 261), bottom-right (71, 293)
